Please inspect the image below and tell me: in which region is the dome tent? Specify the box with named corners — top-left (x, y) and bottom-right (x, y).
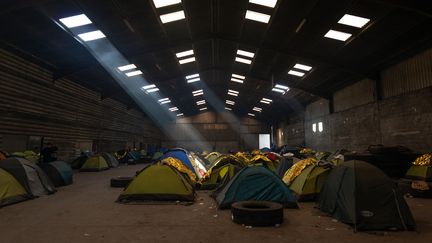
top-left (0, 168), bottom-right (32, 207)
top-left (319, 160), bottom-right (415, 231)
top-left (213, 166), bottom-right (298, 209)
top-left (117, 163), bottom-right (195, 203)
top-left (0, 157), bottom-right (56, 197)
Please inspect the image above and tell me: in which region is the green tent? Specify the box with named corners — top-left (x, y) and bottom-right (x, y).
top-left (288, 163), bottom-right (331, 201)
top-left (319, 160), bottom-right (415, 231)
top-left (152, 151), bottom-right (164, 161)
top-left (199, 155), bottom-right (245, 190)
top-left (117, 163), bottom-right (195, 203)
top-left (80, 155), bottom-right (109, 172)
top-left (406, 165), bottom-right (432, 181)
top-left (0, 168), bottom-right (32, 207)
top-left (213, 166), bottom-right (298, 209)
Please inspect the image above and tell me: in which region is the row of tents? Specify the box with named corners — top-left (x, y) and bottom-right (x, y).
top-left (0, 157), bottom-right (73, 207)
top-left (115, 147), bottom-right (421, 231)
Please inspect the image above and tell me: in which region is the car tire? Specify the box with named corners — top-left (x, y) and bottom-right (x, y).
top-left (231, 201), bottom-right (283, 226)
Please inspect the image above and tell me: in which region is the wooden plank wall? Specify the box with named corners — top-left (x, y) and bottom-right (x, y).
top-left (0, 48), bottom-right (161, 161)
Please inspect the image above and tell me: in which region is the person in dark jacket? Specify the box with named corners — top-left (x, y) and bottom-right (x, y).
top-left (41, 143), bottom-right (58, 163)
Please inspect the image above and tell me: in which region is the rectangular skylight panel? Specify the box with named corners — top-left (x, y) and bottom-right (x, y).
top-left (176, 50), bottom-right (194, 58)
top-left (248, 113), bottom-right (255, 117)
top-left (159, 98), bottom-right (169, 102)
top-left (249, 0), bottom-right (277, 8)
top-left (153, 0), bottom-right (181, 8)
top-left (179, 57), bottom-right (196, 64)
top-left (186, 73), bottom-right (199, 79)
top-left (226, 100), bottom-right (235, 105)
top-left (193, 92), bottom-right (203, 96)
top-left (78, 30), bottom-right (106, 41)
top-left (228, 89), bottom-right (239, 94)
top-left (225, 107), bottom-right (232, 111)
top-left (231, 78), bottom-right (244, 84)
top-left (253, 107), bottom-right (262, 112)
top-left (118, 64), bottom-right (137, 71)
top-left (142, 84), bottom-right (156, 90)
top-left (187, 78), bottom-right (200, 83)
top-left (228, 92), bottom-right (238, 97)
top-left (176, 113), bottom-right (184, 117)
top-left (272, 88), bottom-right (285, 93)
top-left (324, 30), bottom-right (352, 41)
top-left (232, 74), bottom-right (245, 79)
top-left (245, 10), bottom-right (271, 24)
top-left (262, 98), bottom-right (272, 102)
top-left (338, 14), bottom-right (370, 28)
top-left (235, 57), bottom-right (252, 65)
top-left (169, 107), bottom-right (178, 111)
top-left (260, 100), bottom-right (271, 104)
top-left (160, 10), bottom-right (185, 24)
top-left (288, 70), bottom-right (305, 77)
top-left (126, 70), bottom-right (143, 77)
top-left (192, 89), bottom-right (203, 94)
top-left (293, 63), bottom-right (312, 71)
top-left (146, 88), bottom-right (159, 93)
top-left (59, 14), bottom-right (92, 28)
top-left (196, 100), bottom-right (206, 105)
top-left (275, 84), bottom-right (289, 90)
top-left (199, 107), bottom-right (207, 111)
top-left (237, 50), bottom-right (255, 58)
top-left (160, 100), bottom-right (171, 104)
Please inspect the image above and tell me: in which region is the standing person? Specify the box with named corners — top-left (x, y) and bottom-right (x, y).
top-left (41, 143), bottom-right (58, 163)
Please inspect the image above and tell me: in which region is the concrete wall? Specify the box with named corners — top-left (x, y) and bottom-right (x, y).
top-left (282, 48), bottom-right (432, 153)
top-left (0, 48), bottom-right (162, 161)
top-left (161, 111), bottom-right (270, 153)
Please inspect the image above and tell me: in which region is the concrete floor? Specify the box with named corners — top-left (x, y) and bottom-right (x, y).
top-left (0, 164), bottom-right (431, 243)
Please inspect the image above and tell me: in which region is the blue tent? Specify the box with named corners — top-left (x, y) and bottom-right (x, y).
top-left (260, 147), bottom-right (271, 153)
top-left (41, 161), bottom-right (73, 187)
top-left (160, 149), bottom-right (195, 175)
top-left (213, 166), bottom-right (298, 209)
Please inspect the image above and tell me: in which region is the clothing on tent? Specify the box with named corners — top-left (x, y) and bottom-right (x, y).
top-left (319, 160), bottom-right (415, 231)
top-left (0, 157), bottom-right (56, 197)
top-left (40, 161), bottom-right (73, 187)
top-left (0, 168), bottom-right (32, 207)
top-left (117, 163), bottom-right (195, 203)
top-left (80, 155), bottom-right (109, 172)
top-left (213, 166), bottom-right (298, 209)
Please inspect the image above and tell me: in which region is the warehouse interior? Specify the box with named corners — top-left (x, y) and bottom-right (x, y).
top-left (0, 0), bottom-right (432, 242)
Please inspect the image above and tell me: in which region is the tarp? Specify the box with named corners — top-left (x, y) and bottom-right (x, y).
top-left (213, 166), bottom-right (298, 209)
top-left (117, 163), bottom-right (195, 203)
top-left (319, 160), bottom-right (415, 231)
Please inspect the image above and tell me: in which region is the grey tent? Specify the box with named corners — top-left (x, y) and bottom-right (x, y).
top-left (318, 160), bottom-right (415, 231)
top-left (0, 157), bottom-right (56, 197)
top-left (101, 153), bottom-right (119, 168)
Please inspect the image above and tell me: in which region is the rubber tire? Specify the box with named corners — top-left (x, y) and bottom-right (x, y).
top-left (110, 177), bottom-right (133, 188)
top-left (231, 201), bottom-right (283, 226)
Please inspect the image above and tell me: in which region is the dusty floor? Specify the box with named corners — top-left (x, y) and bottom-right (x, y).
top-left (0, 164), bottom-right (431, 243)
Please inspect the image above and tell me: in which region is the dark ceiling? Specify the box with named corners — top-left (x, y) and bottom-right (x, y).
top-left (0, 0), bottom-right (431, 122)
